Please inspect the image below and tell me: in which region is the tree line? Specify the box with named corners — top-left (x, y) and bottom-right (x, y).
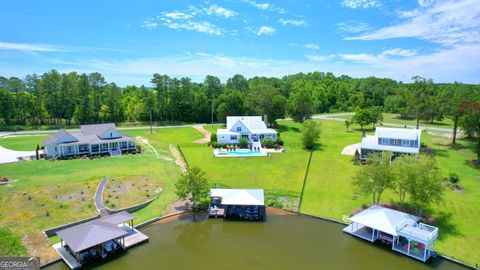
top-left (1, 71), bottom-right (479, 140)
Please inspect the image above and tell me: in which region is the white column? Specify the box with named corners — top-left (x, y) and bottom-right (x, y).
top-left (407, 240), bottom-right (411, 255)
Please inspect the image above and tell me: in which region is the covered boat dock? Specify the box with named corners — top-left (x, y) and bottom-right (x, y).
top-left (208, 189), bottom-right (265, 221)
top-left (343, 205), bottom-right (438, 262)
top-left (53, 211), bottom-right (149, 269)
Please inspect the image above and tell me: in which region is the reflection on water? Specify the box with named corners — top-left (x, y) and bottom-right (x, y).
top-left (45, 211), bottom-right (468, 270)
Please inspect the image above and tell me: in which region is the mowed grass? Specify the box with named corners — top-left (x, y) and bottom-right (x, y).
top-left (0, 134), bottom-right (51, 151)
top-left (0, 127), bottom-right (204, 254)
top-left (301, 120), bottom-right (479, 266)
top-left (181, 121), bottom-right (310, 193)
top-left (336, 113), bottom-right (454, 129)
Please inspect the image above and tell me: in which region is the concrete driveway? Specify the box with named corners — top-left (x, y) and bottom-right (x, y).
top-left (0, 146), bottom-right (36, 164)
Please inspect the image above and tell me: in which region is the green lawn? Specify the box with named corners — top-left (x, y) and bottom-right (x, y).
top-left (0, 121), bottom-right (478, 266)
top-left (181, 121), bottom-right (310, 195)
top-left (0, 134), bottom-right (52, 151)
top-left (336, 113), bottom-right (454, 129)
top-left (0, 127), bottom-right (204, 256)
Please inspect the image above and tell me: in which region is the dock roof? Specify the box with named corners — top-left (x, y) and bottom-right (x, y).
top-left (348, 205), bottom-right (420, 236)
top-left (210, 189), bottom-right (264, 206)
top-left (56, 211), bottom-right (134, 253)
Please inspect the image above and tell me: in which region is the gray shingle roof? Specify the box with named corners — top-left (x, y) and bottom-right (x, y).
top-left (80, 123), bottom-right (116, 136)
top-left (56, 211), bottom-right (135, 253)
top-left (44, 130), bottom-right (76, 145)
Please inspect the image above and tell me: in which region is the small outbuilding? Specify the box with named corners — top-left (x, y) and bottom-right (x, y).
top-left (208, 189), bottom-right (265, 221)
top-left (343, 205), bottom-right (438, 262)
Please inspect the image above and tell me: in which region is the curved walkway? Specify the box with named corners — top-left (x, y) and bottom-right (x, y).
top-left (94, 177), bottom-right (110, 216)
top-left (192, 124), bottom-right (210, 144)
top-left (0, 146), bottom-right (36, 164)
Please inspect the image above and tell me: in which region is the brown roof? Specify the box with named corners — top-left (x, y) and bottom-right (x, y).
top-left (56, 211), bottom-right (135, 253)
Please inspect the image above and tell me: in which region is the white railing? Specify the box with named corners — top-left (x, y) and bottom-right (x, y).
top-left (397, 222), bottom-right (438, 243)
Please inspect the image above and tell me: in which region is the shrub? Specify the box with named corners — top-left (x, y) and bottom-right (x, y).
top-left (261, 138), bottom-right (275, 148)
top-left (210, 133), bottom-right (217, 143)
top-left (239, 137), bottom-right (248, 148)
top-left (210, 141), bottom-right (218, 148)
top-left (266, 196), bottom-right (284, 208)
top-left (277, 138), bottom-right (284, 146)
top-left (301, 120), bottom-right (321, 149)
top-left (449, 173), bottom-right (460, 184)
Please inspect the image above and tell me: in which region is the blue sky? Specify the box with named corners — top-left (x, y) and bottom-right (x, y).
top-left (0, 0), bottom-right (479, 85)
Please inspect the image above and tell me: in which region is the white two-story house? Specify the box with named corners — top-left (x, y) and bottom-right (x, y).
top-left (43, 123), bottom-right (136, 159)
top-left (360, 127), bottom-right (422, 160)
top-left (217, 116), bottom-right (277, 146)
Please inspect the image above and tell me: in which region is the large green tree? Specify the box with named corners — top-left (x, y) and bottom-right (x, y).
top-left (301, 120), bottom-right (321, 149)
top-left (352, 152), bottom-right (395, 205)
top-left (175, 166), bottom-right (210, 211)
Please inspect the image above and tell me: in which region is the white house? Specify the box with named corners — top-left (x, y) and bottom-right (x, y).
top-left (360, 127), bottom-right (422, 160)
top-left (217, 116), bottom-right (277, 146)
top-left (43, 123), bottom-right (136, 159)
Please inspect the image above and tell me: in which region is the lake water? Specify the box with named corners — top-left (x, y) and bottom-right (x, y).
top-left (45, 210), bottom-right (468, 270)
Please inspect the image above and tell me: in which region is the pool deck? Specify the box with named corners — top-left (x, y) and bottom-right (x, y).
top-left (213, 148), bottom-right (268, 157)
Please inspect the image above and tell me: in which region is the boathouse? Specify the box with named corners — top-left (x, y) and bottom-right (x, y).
top-left (208, 189), bottom-right (265, 221)
top-left (53, 211), bottom-right (149, 269)
top-left (343, 205), bottom-right (438, 262)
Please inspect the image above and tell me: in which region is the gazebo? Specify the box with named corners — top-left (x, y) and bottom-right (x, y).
top-left (343, 205), bottom-right (438, 262)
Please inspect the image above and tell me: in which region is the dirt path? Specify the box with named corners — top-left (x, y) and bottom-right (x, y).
top-left (169, 144), bottom-right (187, 173)
top-left (163, 199), bottom-right (189, 215)
top-left (341, 143), bottom-right (360, 156)
top-left (192, 124), bottom-right (210, 144)
top-left (23, 231), bottom-right (59, 266)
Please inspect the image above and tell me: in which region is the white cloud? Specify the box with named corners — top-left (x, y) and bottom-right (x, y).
top-left (340, 48), bottom-right (417, 63)
top-left (204, 5), bottom-right (236, 18)
top-left (162, 20), bottom-right (225, 36)
top-left (347, 0), bottom-right (480, 46)
top-left (341, 0), bottom-right (381, 9)
top-left (418, 0), bottom-right (434, 7)
top-left (163, 12), bottom-right (193, 20)
top-left (0, 41), bottom-right (63, 52)
top-left (245, 1), bottom-right (286, 14)
top-left (305, 44), bottom-right (320, 50)
top-left (256, 26), bottom-right (276, 36)
top-left (336, 21), bottom-right (372, 33)
top-left (141, 20), bottom-right (159, 30)
top-left (305, 54), bottom-right (333, 61)
top-left (278, 18), bottom-right (307, 26)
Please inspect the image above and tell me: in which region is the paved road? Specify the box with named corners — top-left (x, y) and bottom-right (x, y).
top-left (0, 146), bottom-right (36, 164)
top-left (0, 123), bottom-right (201, 138)
top-left (311, 113), bottom-right (455, 133)
top-left (0, 113), bottom-right (456, 137)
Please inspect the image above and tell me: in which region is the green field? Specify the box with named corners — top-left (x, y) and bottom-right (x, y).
top-left (0, 134), bottom-right (51, 151)
top-left (0, 120), bottom-right (478, 266)
top-left (336, 113), bottom-right (454, 129)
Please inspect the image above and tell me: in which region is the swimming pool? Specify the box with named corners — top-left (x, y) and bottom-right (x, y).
top-left (213, 149), bottom-right (268, 157)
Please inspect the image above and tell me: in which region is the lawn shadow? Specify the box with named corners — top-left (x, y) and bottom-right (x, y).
top-left (433, 148), bottom-right (450, 158)
top-left (277, 125), bottom-right (300, 133)
top-left (433, 212), bottom-right (463, 241)
top-left (463, 159), bottom-right (480, 170)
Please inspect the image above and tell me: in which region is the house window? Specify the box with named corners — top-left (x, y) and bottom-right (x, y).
top-left (110, 132), bottom-right (112, 137)
top-left (260, 134), bottom-right (265, 139)
top-left (236, 126), bottom-right (241, 132)
top-left (381, 138), bottom-right (389, 145)
top-left (402, 140), bottom-right (411, 146)
top-left (230, 135), bottom-right (237, 140)
top-left (394, 139), bottom-right (399, 145)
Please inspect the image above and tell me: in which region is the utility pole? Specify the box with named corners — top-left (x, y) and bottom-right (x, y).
top-left (149, 109), bottom-right (153, 134)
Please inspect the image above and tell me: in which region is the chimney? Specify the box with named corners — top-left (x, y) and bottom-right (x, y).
top-left (263, 114), bottom-right (268, 127)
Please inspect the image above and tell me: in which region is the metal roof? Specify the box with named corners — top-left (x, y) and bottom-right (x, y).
top-left (226, 116), bottom-right (267, 131)
top-left (361, 135), bottom-right (420, 154)
top-left (44, 130), bottom-right (76, 145)
top-left (375, 127), bottom-right (421, 141)
top-left (210, 189), bottom-right (264, 206)
top-left (80, 123), bottom-right (116, 136)
top-left (348, 205), bottom-right (420, 236)
top-left (56, 211), bottom-right (134, 253)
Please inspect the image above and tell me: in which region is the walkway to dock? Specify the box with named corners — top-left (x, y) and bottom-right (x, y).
top-left (52, 243), bottom-right (81, 270)
top-left (94, 177), bottom-right (109, 216)
top-left (120, 224), bottom-right (149, 248)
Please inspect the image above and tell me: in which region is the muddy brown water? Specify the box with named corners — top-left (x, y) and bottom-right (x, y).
top-left (45, 211), bottom-right (469, 270)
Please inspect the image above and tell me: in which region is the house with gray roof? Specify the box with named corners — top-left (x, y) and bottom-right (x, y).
top-left (43, 123), bottom-right (136, 159)
top-left (360, 127), bottom-right (422, 160)
top-left (217, 116), bottom-right (277, 146)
